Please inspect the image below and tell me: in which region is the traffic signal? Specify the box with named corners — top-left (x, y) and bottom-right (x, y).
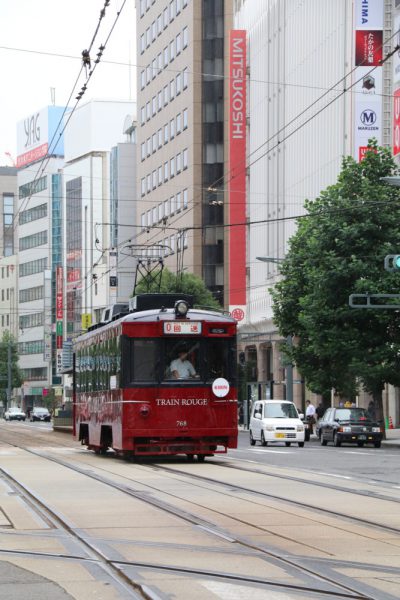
top-left (384, 255), bottom-right (400, 272)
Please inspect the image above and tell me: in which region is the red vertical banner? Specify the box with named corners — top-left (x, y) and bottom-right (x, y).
top-left (56, 266), bottom-right (63, 350)
top-left (228, 30), bottom-right (247, 320)
top-left (394, 89), bottom-right (400, 156)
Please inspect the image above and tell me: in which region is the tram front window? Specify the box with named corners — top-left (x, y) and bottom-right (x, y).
top-left (205, 339), bottom-right (231, 381)
top-left (130, 339), bottom-right (158, 381)
top-left (164, 340), bottom-right (200, 380)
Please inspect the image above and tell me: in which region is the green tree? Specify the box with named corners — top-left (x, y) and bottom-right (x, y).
top-left (271, 141), bottom-right (400, 421)
top-left (0, 331), bottom-right (23, 410)
top-left (134, 268), bottom-right (221, 310)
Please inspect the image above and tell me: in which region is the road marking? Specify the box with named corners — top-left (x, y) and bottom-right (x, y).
top-left (316, 472), bottom-right (352, 480)
top-left (250, 448), bottom-right (295, 454)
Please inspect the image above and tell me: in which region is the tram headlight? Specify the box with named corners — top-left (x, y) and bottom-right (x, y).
top-left (174, 300), bottom-right (189, 317)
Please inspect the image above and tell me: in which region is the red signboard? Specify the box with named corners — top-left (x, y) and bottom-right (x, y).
top-left (355, 30), bottom-right (383, 66)
top-left (228, 30), bottom-right (247, 309)
top-left (394, 89), bottom-right (400, 156)
top-left (16, 143), bottom-right (48, 168)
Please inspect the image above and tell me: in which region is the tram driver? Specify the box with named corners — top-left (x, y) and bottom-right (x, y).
top-left (169, 344), bottom-right (198, 379)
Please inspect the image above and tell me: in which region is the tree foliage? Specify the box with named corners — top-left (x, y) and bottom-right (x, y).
top-left (0, 331), bottom-right (23, 408)
top-left (271, 142), bottom-right (400, 415)
top-left (134, 268), bottom-right (221, 309)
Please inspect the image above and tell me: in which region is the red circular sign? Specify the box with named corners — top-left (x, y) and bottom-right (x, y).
top-left (231, 308), bottom-right (245, 321)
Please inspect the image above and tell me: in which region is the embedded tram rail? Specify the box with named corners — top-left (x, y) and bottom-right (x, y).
top-left (0, 422), bottom-right (399, 599)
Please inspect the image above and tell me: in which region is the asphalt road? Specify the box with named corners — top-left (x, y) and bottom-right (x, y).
top-left (232, 429), bottom-right (400, 487)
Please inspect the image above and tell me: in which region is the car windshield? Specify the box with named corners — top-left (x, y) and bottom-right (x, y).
top-left (335, 408), bottom-right (369, 421)
top-left (34, 408), bottom-right (48, 413)
top-left (264, 403), bottom-right (298, 418)
top-left (10, 408), bottom-right (21, 413)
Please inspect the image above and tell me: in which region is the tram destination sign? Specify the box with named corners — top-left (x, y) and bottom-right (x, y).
top-left (163, 322), bottom-right (202, 335)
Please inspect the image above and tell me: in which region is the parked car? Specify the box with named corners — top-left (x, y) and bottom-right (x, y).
top-left (317, 407), bottom-right (383, 448)
top-left (249, 400), bottom-right (305, 447)
top-left (30, 407), bottom-right (51, 422)
top-left (4, 406), bottom-right (26, 421)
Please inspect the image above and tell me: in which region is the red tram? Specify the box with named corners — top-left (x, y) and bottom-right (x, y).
top-left (73, 294), bottom-right (238, 460)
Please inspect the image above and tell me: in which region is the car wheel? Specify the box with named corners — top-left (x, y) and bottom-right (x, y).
top-left (298, 442), bottom-right (304, 447)
top-left (320, 433), bottom-right (328, 446)
top-left (357, 441), bottom-right (364, 447)
top-left (333, 433), bottom-right (341, 447)
top-left (374, 441), bottom-right (381, 448)
top-left (250, 431), bottom-right (256, 446)
top-left (261, 431), bottom-right (267, 447)
top-left (285, 442), bottom-right (291, 447)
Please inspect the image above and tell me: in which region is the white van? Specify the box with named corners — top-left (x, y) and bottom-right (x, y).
top-left (249, 400), bottom-right (305, 447)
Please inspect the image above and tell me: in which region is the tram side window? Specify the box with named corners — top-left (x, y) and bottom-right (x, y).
top-left (164, 339), bottom-right (200, 380)
top-left (129, 339), bottom-right (158, 382)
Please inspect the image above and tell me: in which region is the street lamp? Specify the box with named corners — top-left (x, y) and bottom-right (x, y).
top-left (256, 256), bottom-right (293, 403)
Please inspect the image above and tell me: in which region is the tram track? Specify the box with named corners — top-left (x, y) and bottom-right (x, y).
top-left (0, 426), bottom-right (399, 598)
top-left (0, 441), bottom-right (392, 600)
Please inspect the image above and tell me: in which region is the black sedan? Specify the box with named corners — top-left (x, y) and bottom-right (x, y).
top-left (317, 407), bottom-right (383, 448)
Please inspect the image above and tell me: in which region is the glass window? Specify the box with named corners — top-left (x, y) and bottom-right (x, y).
top-left (164, 46), bottom-right (169, 67)
top-left (147, 174), bottom-right (151, 193)
top-left (163, 7), bottom-right (168, 28)
top-left (158, 203), bottom-right (164, 221)
top-left (183, 188), bottom-right (188, 208)
top-left (141, 142), bottom-right (146, 161)
top-left (157, 52), bottom-right (163, 73)
top-left (147, 138), bottom-right (151, 156)
top-left (152, 59), bottom-right (157, 79)
top-left (183, 67), bottom-right (188, 89)
top-left (170, 118), bottom-right (175, 139)
top-left (164, 340), bottom-right (200, 380)
top-left (176, 191), bottom-right (181, 211)
top-left (170, 157), bottom-right (175, 178)
top-left (141, 213), bottom-right (146, 229)
top-left (164, 123), bottom-right (169, 143)
top-left (158, 90), bottom-right (163, 111)
top-left (176, 0), bottom-right (181, 14)
top-left (152, 170), bottom-right (157, 189)
top-left (183, 26), bottom-right (188, 48)
top-left (183, 148), bottom-right (188, 169)
top-left (170, 79), bottom-right (175, 99)
top-left (152, 96), bottom-right (157, 115)
top-left (176, 32), bottom-right (181, 55)
top-left (170, 40), bottom-right (175, 61)
top-left (169, 0), bottom-right (175, 21)
top-left (176, 72), bottom-right (182, 94)
top-left (170, 195), bottom-right (176, 214)
top-left (264, 403), bottom-right (298, 418)
top-left (152, 133), bottom-right (157, 152)
top-left (164, 198), bottom-right (170, 217)
top-left (146, 27), bottom-right (151, 47)
top-left (140, 70), bottom-right (145, 89)
top-left (158, 128), bottom-right (163, 147)
top-left (158, 165), bottom-right (163, 185)
top-left (176, 112), bottom-right (182, 133)
top-left (127, 339), bottom-right (158, 382)
top-left (164, 161), bottom-right (169, 181)
top-left (151, 20), bottom-right (157, 41)
top-left (183, 108), bottom-right (188, 129)
top-left (141, 106), bottom-right (145, 124)
top-left (176, 152), bottom-right (182, 173)
top-left (164, 85), bottom-right (169, 106)
top-left (157, 14), bottom-right (163, 34)
top-left (141, 178), bottom-right (146, 196)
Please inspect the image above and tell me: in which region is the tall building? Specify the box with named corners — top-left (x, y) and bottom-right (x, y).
top-left (234, 0), bottom-right (396, 415)
top-left (62, 99), bottom-right (137, 334)
top-left (136, 0), bottom-right (233, 300)
top-left (0, 167), bottom-right (18, 342)
top-left (15, 106), bottom-right (65, 410)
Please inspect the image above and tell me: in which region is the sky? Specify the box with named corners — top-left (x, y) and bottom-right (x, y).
top-left (0, 0), bottom-right (136, 164)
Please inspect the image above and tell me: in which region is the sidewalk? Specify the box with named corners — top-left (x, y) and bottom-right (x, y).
top-left (382, 428), bottom-right (400, 448)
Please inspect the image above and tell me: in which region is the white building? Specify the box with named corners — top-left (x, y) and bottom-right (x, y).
top-left (234, 0), bottom-right (395, 416)
top-left (62, 99), bottom-right (137, 339)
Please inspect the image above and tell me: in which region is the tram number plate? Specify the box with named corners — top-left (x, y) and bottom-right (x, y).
top-left (358, 435), bottom-right (366, 440)
top-left (164, 322), bottom-right (202, 335)
top-left (275, 433), bottom-right (285, 438)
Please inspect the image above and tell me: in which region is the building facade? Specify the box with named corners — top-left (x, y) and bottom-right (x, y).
top-left (234, 0), bottom-right (398, 423)
top-left (136, 0), bottom-right (233, 300)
